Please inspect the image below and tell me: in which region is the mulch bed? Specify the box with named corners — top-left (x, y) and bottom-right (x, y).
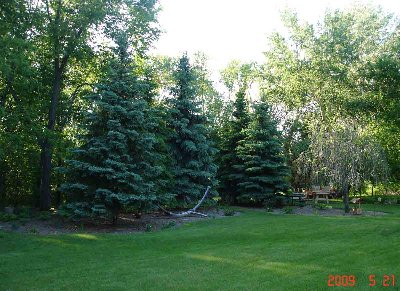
top-left (0, 206), bottom-right (387, 235)
top-left (270, 205), bottom-right (388, 216)
top-left (0, 209), bottom-right (230, 235)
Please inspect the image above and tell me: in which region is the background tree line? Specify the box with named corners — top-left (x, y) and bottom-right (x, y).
top-left (1, 1), bottom-right (399, 218)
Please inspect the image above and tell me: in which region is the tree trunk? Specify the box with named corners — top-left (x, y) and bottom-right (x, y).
top-left (0, 161), bottom-right (6, 207)
top-left (39, 139), bottom-right (52, 210)
top-left (39, 65), bottom-right (63, 210)
top-left (343, 184), bottom-right (350, 213)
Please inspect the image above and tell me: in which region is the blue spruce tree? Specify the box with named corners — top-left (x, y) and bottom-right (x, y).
top-left (59, 34), bottom-right (162, 222)
top-left (169, 54), bottom-right (218, 205)
top-left (236, 101), bottom-right (290, 204)
top-left (217, 88), bottom-right (250, 204)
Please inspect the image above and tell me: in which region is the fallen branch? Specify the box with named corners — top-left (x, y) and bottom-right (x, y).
top-left (158, 186), bottom-right (211, 217)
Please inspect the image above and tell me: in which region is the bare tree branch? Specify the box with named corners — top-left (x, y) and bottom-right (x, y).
top-left (158, 186), bottom-right (211, 217)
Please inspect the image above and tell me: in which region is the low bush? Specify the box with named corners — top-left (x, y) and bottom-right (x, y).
top-left (15, 206), bottom-right (33, 219)
top-left (313, 203), bottom-right (333, 210)
top-left (265, 206), bottom-right (273, 212)
top-left (29, 227), bottom-right (38, 234)
top-left (0, 213), bottom-right (18, 222)
top-left (264, 195), bottom-right (287, 208)
top-left (359, 195), bottom-right (400, 204)
top-left (145, 224), bottom-right (153, 232)
top-left (223, 208), bottom-right (235, 216)
top-left (283, 206), bottom-right (293, 214)
top-left (162, 220), bottom-right (176, 230)
top-left (38, 211), bottom-right (51, 221)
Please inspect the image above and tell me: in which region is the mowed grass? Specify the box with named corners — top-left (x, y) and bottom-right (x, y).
top-left (1, 208), bottom-right (400, 291)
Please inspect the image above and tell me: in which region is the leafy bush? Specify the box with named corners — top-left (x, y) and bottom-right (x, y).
top-left (79, 223), bottom-right (85, 232)
top-left (264, 195), bottom-right (287, 208)
top-left (145, 224), bottom-right (153, 232)
top-left (38, 211), bottom-right (51, 221)
top-left (0, 213), bottom-right (18, 222)
top-left (360, 195), bottom-right (382, 204)
top-left (223, 208), bottom-right (235, 216)
top-left (359, 195), bottom-right (400, 204)
top-left (314, 203), bottom-right (333, 210)
top-left (15, 206), bottom-right (33, 218)
top-left (283, 206), bottom-right (293, 214)
top-left (384, 198), bottom-right (398, 205)
top-left (162, 220), bottom-right (176, 230)
top-left (56, 207), bottom-right (71, 219)
top-left (29, 227), bottom-right (38, 234)
top-left (265, 206), bottom-right (273, 212)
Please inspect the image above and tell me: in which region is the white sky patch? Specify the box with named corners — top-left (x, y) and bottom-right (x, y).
top-left (152, 0), bottom-right (400, 79)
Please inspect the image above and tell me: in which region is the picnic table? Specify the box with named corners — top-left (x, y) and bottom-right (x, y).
top-left (313, 186), bottom-right (331, 204)
top-left (314, 192), bottom-right (330, 204)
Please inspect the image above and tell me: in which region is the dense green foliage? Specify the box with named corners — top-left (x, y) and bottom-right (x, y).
top-left (236, 102), bottom-right (290, 204)
top-left (0, 0), bottom-right (160, 209)
top-left (217, 88), bottom-right (250, 203)
top-left (261, 5), bottom-right (399, 193)
top-left (2, 206), bottom-right (400, 290)
top-left (168, 55), bottom-right (218, 204)
top-left (1, 3), bottom-right (400, 290)
top-left (59, 34), bottom-right (164, 221)
top-left (1, 1), bottom-right (399, 216)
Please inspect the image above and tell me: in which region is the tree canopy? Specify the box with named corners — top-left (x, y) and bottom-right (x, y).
top-left (1, 2), bottom-right (399, 218)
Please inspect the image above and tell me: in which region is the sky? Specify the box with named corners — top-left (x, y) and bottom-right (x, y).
top-left (152, 0), bottom-right (400, 78)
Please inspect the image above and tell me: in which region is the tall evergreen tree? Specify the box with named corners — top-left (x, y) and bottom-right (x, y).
top-left (169, 54), bottom-right (218, 205)
top-left (59, 34), bottom-right (162, 222)
top-left (236, 101), bottom-right (290, 204)
top-left (217, 88), bottom-right (250, 203)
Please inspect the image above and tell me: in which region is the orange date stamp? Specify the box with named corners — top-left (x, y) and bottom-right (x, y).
top-left (327, 274), bottom-right (396, 287)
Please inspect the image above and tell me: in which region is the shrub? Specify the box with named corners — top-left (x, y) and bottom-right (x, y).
top-left (361, 195), bottom-right (400, 204)
top-left (264, 195), bottom-right (287, 208)
top-left (314, 203), bottom-right (332, 210)
top-left (384, 199), bottom-right (398, 205)
top-left (283, 206), bottom-right (293, 214)
top-left (145, 224), bottom-right (153, 232)
top-left (38, 211), bottom-right (51, 221)
top-left (15, 206), bottom-right (33, 218)
top-left (162, 220), bottom-right (176, 230)
top-left (57, 208), bottom-right (71, 219)
top-left (265, 206), bottom-right (273, 212)
top-left (29, 227), bottom-right (38, 234)
top-left (223, 208), bottom-right (235, 216)
top-left (0, 213), bottom-right (18, 222)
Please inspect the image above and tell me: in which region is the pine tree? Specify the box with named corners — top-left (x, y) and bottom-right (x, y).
top-left (217, 88), bottom-right (250, 203)
top-left (169, 54), bottom-right (218, 205)
top-left (59, 34), bottom-right (162, 222)
top-left (236, 101), bottom-right (290, 204)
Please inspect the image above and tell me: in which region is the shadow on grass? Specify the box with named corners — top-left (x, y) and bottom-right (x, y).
top-left (187, 253), bottom-right (324, 274)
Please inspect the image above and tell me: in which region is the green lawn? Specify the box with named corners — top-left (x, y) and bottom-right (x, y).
top-left (1, 208), bottom-right (400, 291)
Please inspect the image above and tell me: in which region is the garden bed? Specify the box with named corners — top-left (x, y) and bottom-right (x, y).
top-left (269, 205), bottom-right (388, 216)
top-left (0, 208), bottom-right (238, 235)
